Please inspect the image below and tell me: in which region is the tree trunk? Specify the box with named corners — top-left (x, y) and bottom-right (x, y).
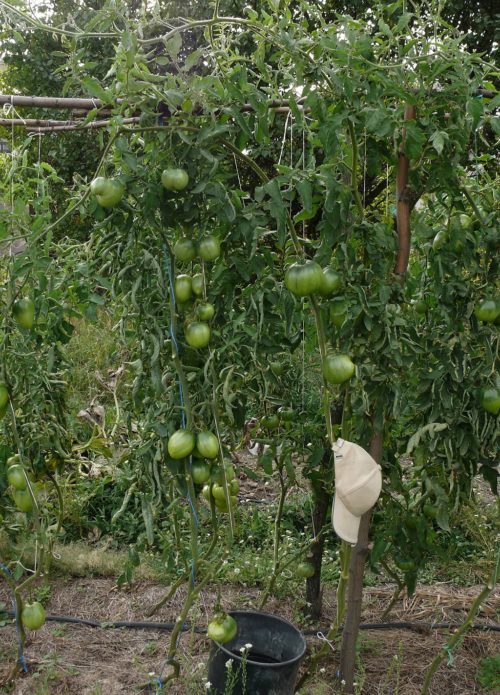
top-left (338, 430), bottom-right (383, 692)
top-left (304, 473), bottom-right (332, 620)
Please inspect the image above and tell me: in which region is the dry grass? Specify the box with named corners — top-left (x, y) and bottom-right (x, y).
top-left (0, 578), bottom-right (498, 694)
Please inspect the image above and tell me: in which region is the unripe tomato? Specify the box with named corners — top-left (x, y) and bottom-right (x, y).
top-left (7, 464), bottom-right (27, 490)
top-left (167, 429), bottom-right (195, 459)
top-left (196, 431), bottom-right (219, 459)
top-left (173, 238), bottom-right (197, 262)
top-left (161, 168), bottom-right (189, 191)
top-left (278, 406), bottom-right (294, 422)
top-left (6, 454), bottom-right (20, 467)
top-left (191, 460), bottom-right (211, 485)
top-left (90, 177), bottom-right (124, 208)
top-left (197, 302), bottom-right (215, 321)
top-left (12, 488), bottom-right (33, 513)
top-left (432, 230), bottom-right (447, 251)
top-left (329, 298), bottom-right (348, 327)
top-left (215, 495), bottom-right (237, 512)
top-left (261, 414), bottom-right (279, 429)
top-left (269, 361), bottom-right (284, 376)
top-left (322, 354), bottom-right (355, 385)
top-left (174, 275), bottom-right (193, 304)
top-left (198, 235), bottom-right (221, 262)
top-left (229, 479), bottom-right (239, 496)
top-left (395, 558), bottom-right (416, 571)
top-left (284, 260), bottom-right (323, 297)
top-left (211, 483), bottom-right (226, 502)
top-left (207, 614), bottom-right (237, 644)
top-left (191, 273), bottom-right (204, 297)
top-left (202, 484), bottom-right (212, 501)
top-left (412, 299), bottom-right (427, 315)
top-left (474, 299), bottom-right (499, 323)
top-left (296, 561), bottom-right (315, 578)
top-left (21, 602), bottom-right (46, 631)
top-left (12, 298), bottom-right (35, 330)
top-left (185, 322), bottom-right (210, 348)
top-left (0, 382), bottom-right (9, 410)
top-left (318, 268), bottom-right (342, 297)
top-left (480, 388), bottom-right (500, 415)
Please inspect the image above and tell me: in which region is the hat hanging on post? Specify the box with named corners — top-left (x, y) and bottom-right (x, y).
top-left (332, 439), bottom-right (382, 545)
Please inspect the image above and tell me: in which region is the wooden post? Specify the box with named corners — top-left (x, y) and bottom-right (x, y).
top-left (395, 104), bottom-right (416, 277)
top-left (338, 429), bottom-right (383, 692)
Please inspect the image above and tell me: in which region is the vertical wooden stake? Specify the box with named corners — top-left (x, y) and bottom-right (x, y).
top-left (395, 104), bottom-right (416, 278)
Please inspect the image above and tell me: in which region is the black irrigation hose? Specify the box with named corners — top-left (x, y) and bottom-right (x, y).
top-left (3, 611), bottom-right (499, 634)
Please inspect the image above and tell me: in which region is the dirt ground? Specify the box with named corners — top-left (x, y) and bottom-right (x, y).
top-left (0, 577), bottom-right (498, 695)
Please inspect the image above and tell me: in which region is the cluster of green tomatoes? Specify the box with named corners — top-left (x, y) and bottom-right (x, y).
top-left (0, 297), bottom-right (36, 420)
top-left (284, 260), bottom-right (356, 386)
top-left (167, 429), bottom-right (239, 513)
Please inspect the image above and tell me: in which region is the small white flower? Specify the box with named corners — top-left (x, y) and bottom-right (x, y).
top-left (320, 668), bottom-right (326, 674)
top-left (233, 568), bottom-right (240, 574)
top-left (226, 659), bottom-right (233, 669)
top-left (205, 682), bottom-right (212, 690)
top-left (245, 643), bottom-right (253, 649)
top-left (148, 672), bottom-right (155, 677)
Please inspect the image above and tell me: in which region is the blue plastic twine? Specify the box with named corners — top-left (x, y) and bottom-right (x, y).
top-left (0, 561), bottom-right (28, 673)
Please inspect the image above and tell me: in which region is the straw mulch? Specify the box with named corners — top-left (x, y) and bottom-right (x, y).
top-left (0, 578), bottom-right (498, 694)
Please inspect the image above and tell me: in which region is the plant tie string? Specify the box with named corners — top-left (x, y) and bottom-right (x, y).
top-left (317, 631), bottom-right (336, 652)
top-left (0, 561), bottom-right (28, 673)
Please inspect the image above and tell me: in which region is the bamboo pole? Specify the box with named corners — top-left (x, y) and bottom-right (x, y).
top-left (394, 104), bottom-right (417, 277)
top-left (26, 117), bottom-right (140, 133)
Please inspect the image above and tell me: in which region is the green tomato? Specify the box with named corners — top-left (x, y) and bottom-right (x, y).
top-left (261, 414), bottom-right (279, 429)
top-left (12, 488), bottom-right (34, 513)
top-left (329, 298), bottom-right (348, 327)
top-left (7, 464), bottom-right (27, 490)
top-left (198, 235), bottom-right (221, 262)
top-left (284, 260), bottom-right (323, 297)
top-left (13, 298), bottom-right (35, 330)
top-left (413, 299), bottom-right (427, 315)
top-left (215, 495), bottom-right (238, 512)
top-left (196, 431), bottom-right (219, 459)
top-left (269, 361), bottom-right (284, 376)
top-left (161, 168), bottom-right (189, 191)
top-left (185, 322), bottom-right (211, 349)
top-left (167, 429), bottom-right (196, 459)
top-left (197, 302), bottom-right (215, 321)
top-left (21, 602), bottom-right (46, 631)
top-left (207, 614), bottom-right (237, 644)
top-left (458, 213), bottom-right (473, 230)
top-left (6, 454), bottom-right (20, 467)
top-left (480, 388), bottom-right (500, 415)
top-left (90, 177), bottom-right (124, 208)
top-left (432, 230), bottom-right (447, 251)
top-left (191, 460), bottom-right (211, 485)
top-left (229, 479), bottom-right (239, 495)
top-left (318, 268), bottom-right (342, 297)
top-left (191, 273), bottom-right (204, 297)
top-left (395, 558), bottom-right (416, 571)
top-left (322, 354), bottom-right (355, 385)
top-left (0, 382), bottom-right (9, 410)
top-left (173, 238), bottom-right (197, 262)
top-left (474, 299), bottom-right (499, 323)
top-left (174, 275), bottom-right (193, 304)
top-left (211, 483), bottom-right (226, 502)
top-left (202, 484), bottom-right (212, 501)
top-left (278, 406), bottom-right (294, 422)
top-left (296, 561), bottom-right (315, 579)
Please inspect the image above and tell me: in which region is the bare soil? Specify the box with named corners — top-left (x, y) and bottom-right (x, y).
top-left (0, 577), bottom-right (498, 695)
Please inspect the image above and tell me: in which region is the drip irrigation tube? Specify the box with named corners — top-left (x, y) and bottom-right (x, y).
top-left (2, 611), bottom-right (499, 634)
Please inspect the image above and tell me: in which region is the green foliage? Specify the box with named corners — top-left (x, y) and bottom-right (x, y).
top-left (476, 655), bottom-right (500, 691)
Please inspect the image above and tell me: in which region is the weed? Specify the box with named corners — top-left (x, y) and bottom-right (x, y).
top-left (476, 655), bottom-right (500, 691)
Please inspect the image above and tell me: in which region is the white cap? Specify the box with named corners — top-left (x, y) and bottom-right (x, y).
top-left (332, 439), bottom-right (382, 545)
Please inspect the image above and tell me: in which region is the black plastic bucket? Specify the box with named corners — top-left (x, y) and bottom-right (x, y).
top-left (207, 610), bottom-right (307, 695)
